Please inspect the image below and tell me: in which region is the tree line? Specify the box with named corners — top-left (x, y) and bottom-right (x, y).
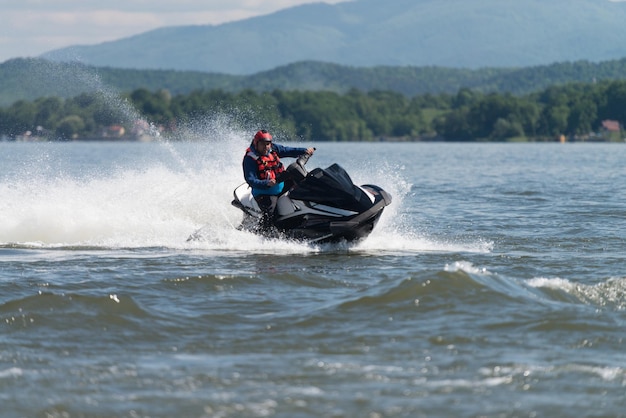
top-left (1, 80), bottom-right (625, 141)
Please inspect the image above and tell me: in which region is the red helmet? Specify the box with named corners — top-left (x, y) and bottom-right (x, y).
top-left (253, 130), bottom-right (272, 146)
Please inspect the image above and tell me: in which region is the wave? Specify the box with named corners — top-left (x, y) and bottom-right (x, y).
top-left (1, 292), bottom-right (152, 332)
top-left (327, 261), bottom-right (626, 315)
top-left (527, 276), bottom-right (626, 310)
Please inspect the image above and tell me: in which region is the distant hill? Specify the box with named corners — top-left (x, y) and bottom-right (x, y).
top-left (4, 57), bottom-right (626, 107)
top-left (0, 58), bottom-right (242, 107)
top-left (40, 0), bottom-right (626, 74)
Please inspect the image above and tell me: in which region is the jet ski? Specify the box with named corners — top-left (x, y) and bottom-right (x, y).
top-left (230, 152), bottom-right (392, 243)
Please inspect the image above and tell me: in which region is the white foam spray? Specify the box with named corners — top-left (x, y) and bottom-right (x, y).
top-left (0, 134), bottom-right (491, 254)
top-left (1, 136), bottom-right (490, 254)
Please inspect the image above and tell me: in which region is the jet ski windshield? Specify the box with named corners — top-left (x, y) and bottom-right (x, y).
top-left (288, 163), bottom-right (374, 212)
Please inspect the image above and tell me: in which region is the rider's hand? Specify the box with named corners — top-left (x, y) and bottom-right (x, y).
top-left (306, 147), bottom-right (315, 155)
top-left (267, 178), bottom-right (277, 187)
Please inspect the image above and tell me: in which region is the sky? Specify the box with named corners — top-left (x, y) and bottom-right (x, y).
top-left (0, 0), bottom-right (351, 63)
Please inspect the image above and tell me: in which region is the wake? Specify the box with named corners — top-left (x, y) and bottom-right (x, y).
top-left (0, 137), bottom-right (490, 255)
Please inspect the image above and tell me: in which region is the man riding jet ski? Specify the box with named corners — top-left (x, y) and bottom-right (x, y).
top-left (231, 130), bottom-right (392, 243)
top-left (241, 130), bottom-right (316, 233)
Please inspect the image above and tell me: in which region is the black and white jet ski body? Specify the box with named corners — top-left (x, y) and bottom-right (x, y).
top-left (230, 153), bottom-right (392, 243)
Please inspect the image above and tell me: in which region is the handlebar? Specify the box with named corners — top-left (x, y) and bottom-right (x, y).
top-left (278, 148), bottom-right (315, 185)
top-left (296, 147), bottom-right (316, 167)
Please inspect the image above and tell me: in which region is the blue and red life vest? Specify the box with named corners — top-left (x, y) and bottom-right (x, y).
top-left (245, 147), bottom-right (285, 180)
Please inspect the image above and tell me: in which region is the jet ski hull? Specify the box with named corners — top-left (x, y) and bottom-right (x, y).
top-left (271, 184), bottom-right (390, 243)
top-left (223, 154), bottom-right (391, 244)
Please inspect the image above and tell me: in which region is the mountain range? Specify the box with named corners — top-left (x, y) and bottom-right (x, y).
top-left (42, 0), bottom-right (626, 75)
top-left (4, 56), bottom-right (626, 108)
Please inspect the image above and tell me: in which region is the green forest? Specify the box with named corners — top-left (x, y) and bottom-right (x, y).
top-left (1, 80), bottom-right (626, 142)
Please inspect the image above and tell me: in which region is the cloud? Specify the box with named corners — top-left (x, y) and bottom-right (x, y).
top-left (0, 1), bottom-right (350, 62)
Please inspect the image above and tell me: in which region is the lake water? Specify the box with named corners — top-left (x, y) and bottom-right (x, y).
top-left (1, 139), bottom-right (625, 417)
